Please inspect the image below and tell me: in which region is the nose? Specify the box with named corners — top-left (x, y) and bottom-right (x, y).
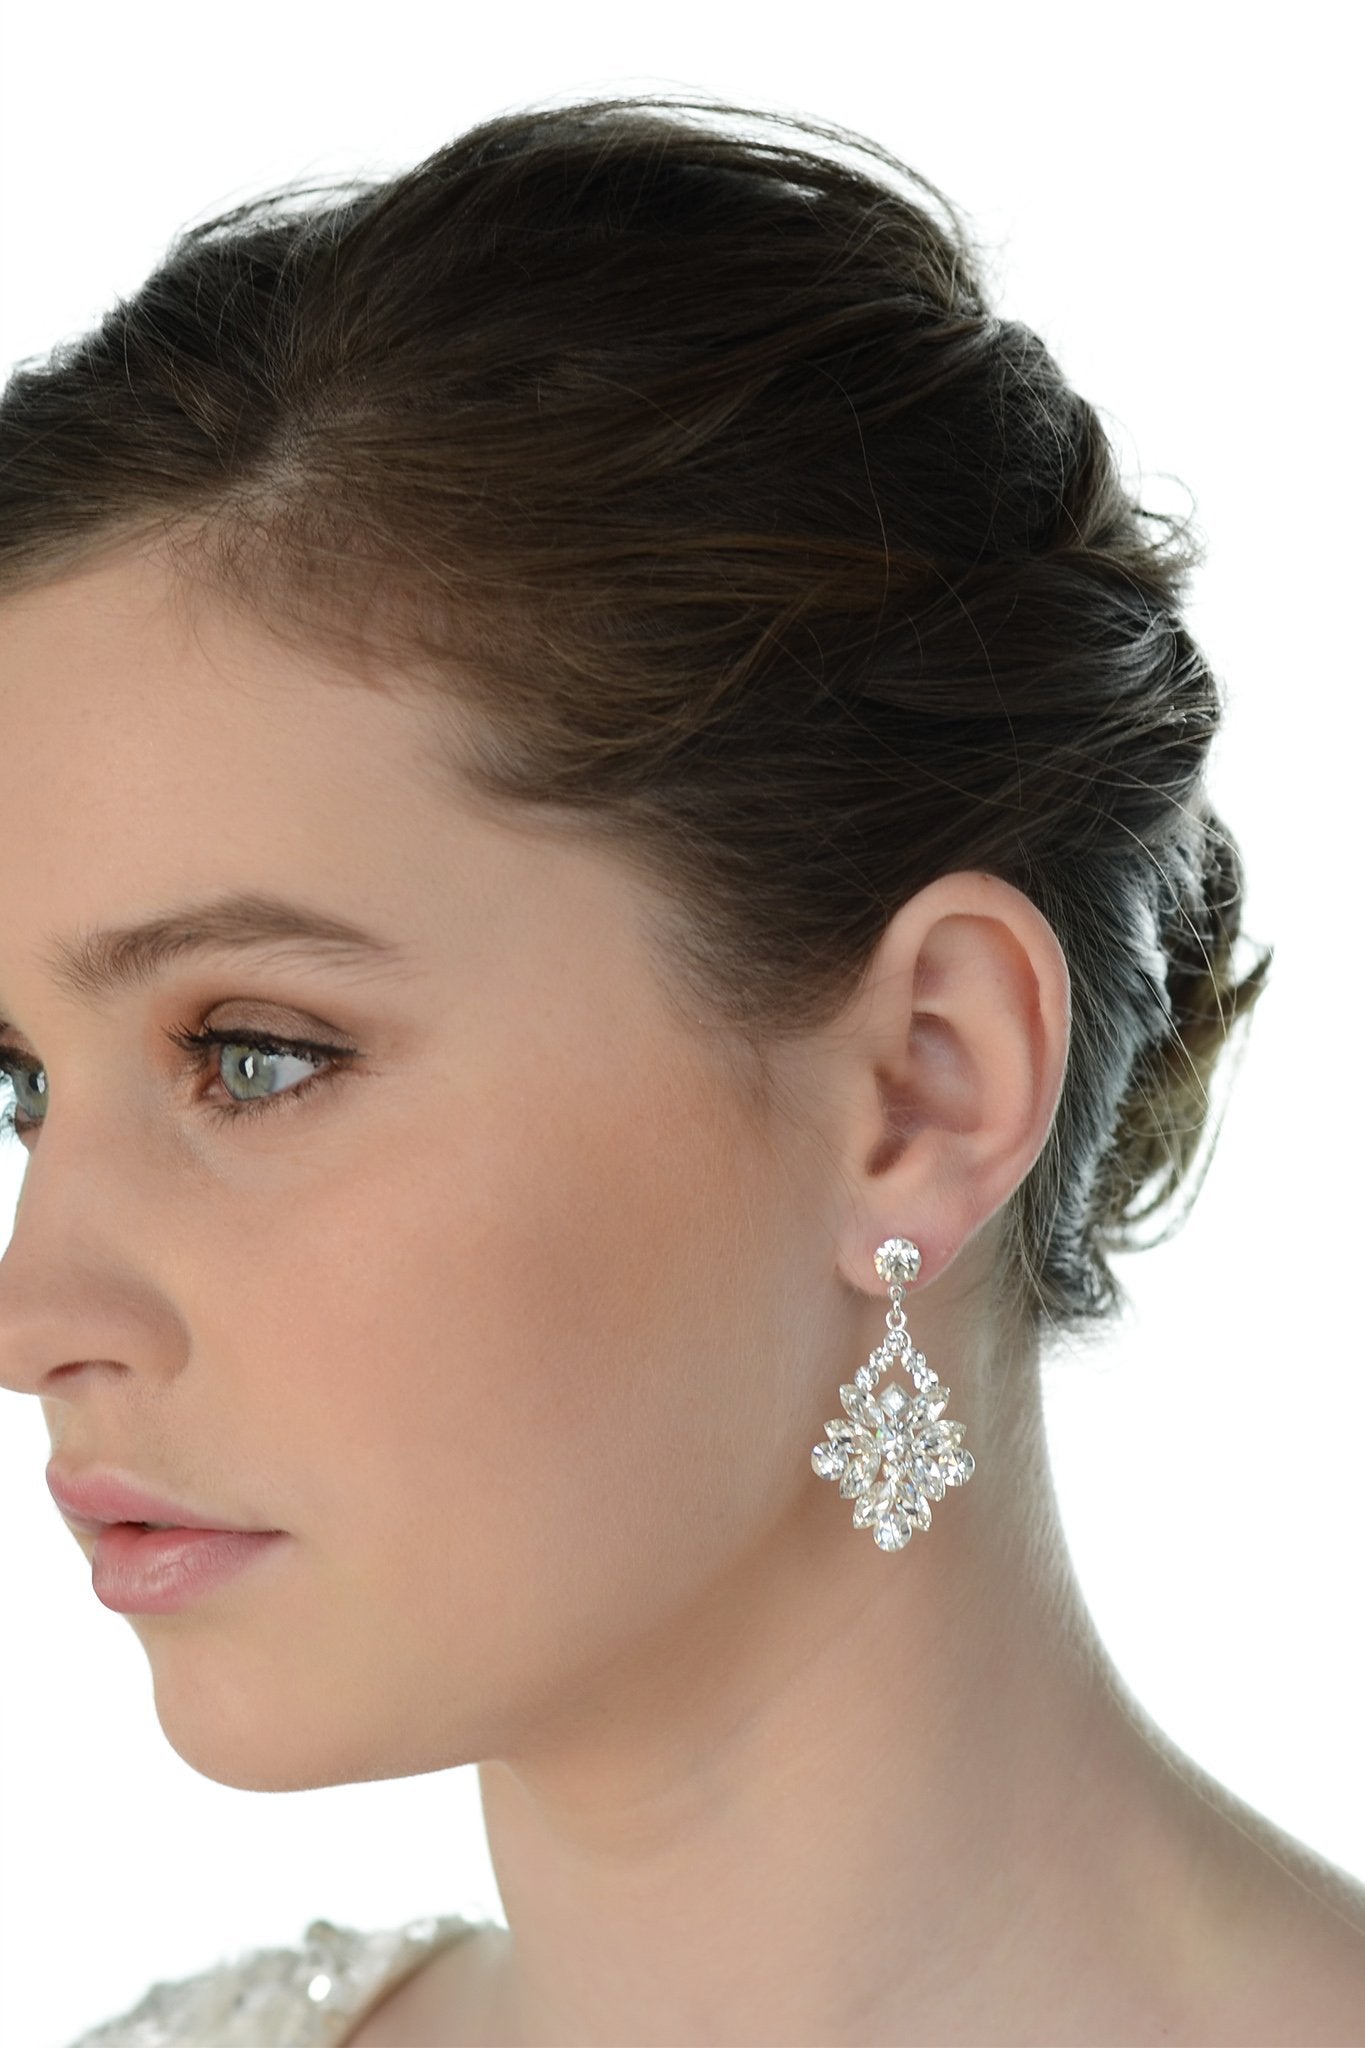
top-left (0, 1150), bottom-right (169, 1401)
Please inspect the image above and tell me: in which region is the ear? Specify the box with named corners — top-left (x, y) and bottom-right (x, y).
top-left (817, 870), bottom-right (1071, 1293)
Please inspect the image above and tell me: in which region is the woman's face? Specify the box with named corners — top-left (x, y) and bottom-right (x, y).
top-left (0, 547), bottom-right (850, 1791)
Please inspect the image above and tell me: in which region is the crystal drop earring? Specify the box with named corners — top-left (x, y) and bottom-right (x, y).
top-left (810, 1236), bottom-right (976, 1552)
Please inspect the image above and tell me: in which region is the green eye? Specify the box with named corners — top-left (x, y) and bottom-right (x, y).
top-left (208, 1036), bottom-right (327, 1106)
top-left (0, 1055), bottom-right (46, 1128)
top-left (0, 1026), bottom-right (356, 1143)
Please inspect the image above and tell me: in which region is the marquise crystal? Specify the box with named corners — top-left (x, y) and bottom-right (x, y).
top-left (811, 1236), bottom-right (974, 1551)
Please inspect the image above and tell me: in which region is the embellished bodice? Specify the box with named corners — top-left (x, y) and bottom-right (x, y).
top-left (62, 1912), bottom-right (484, 2047)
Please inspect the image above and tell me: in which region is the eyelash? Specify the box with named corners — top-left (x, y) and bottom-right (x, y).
top-left (0, 1025), bottom-right (357, 1143)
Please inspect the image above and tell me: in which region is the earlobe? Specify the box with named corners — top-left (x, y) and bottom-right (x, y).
top-left (838, 871), bottom-right (1071, 1288)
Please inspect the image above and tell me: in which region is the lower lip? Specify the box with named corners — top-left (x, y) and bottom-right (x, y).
top-left (90, 1524), bottom-right (287, 1613)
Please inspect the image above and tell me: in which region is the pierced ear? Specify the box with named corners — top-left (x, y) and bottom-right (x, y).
top-left (832, 871), bottom-right (1070, 1289)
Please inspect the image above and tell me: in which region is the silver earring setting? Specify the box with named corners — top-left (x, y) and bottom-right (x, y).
top-left (810, 1237), bottom-right (975, 1551)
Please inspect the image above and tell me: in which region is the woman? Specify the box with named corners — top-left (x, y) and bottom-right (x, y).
top-left (1, 90), bottom-right (1361, 2048)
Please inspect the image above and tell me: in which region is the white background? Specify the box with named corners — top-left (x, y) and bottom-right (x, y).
top-left (0, 6), bottom-right (1359, 2045)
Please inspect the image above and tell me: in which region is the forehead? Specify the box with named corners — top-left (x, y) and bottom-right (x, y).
top-left (0, 545), bottom-right (442, 807)
top-left (0, 550), bottom-right (473, 977)
top-left (0, 545), bottom-right (390, 724)
top-left (0, 549), bottom-right (672, 1035)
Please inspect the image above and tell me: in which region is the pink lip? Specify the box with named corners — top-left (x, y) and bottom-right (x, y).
top-left (91, 1524), bottom-right (288, 1614)
top-left (46, 1464), bottom-right (279, 1536)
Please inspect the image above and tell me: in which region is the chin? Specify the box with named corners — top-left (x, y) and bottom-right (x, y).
top-left (141, 1655), bottom-right (372, 1793)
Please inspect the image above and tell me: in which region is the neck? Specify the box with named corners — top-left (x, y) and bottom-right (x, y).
top-left (467, 1319), bottom-right (1254, 2044)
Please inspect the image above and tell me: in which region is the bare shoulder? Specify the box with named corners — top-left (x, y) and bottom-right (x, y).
top-left (1233, 1893), bottom-right (1365, 2047)
top-left (1198, 1793), bottom-right (1365, 2045)
top-left (342, 1925), bottom-right (509, 2048)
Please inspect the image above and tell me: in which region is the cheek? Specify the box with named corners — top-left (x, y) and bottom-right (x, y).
top-left (136, 1030), bottom-right (810, 1790)
top-left (299, 1036), bottom-right (781, 1683)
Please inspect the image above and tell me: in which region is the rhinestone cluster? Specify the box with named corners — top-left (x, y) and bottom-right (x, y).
top-left (810, 1236), bottom-right (975, 1551)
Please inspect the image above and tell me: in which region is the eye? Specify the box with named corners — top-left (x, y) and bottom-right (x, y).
top-left (171, 1026), bottom-right (353, 1128)
top-left (0, 1051), bottom-right (47, 1139)
top-left (0, 1025), bottom-right (358, 1145)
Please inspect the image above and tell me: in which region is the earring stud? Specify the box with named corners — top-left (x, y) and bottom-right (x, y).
top-left (810, 1236), bottom-right (975, 1551)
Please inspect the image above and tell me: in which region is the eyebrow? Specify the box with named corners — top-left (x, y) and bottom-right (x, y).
top-left (15, 890), bottom-right (414, 1012)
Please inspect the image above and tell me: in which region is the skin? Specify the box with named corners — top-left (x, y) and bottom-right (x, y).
top-left (1, 545), bottom-right (1363, 2048)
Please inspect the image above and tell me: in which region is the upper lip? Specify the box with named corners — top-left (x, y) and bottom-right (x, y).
top-left (45, 1465), bottom-right (277, 1535)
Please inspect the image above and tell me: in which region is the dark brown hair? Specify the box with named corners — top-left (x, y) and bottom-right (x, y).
top-left (0, 90), bottom-right (1270, 1339)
